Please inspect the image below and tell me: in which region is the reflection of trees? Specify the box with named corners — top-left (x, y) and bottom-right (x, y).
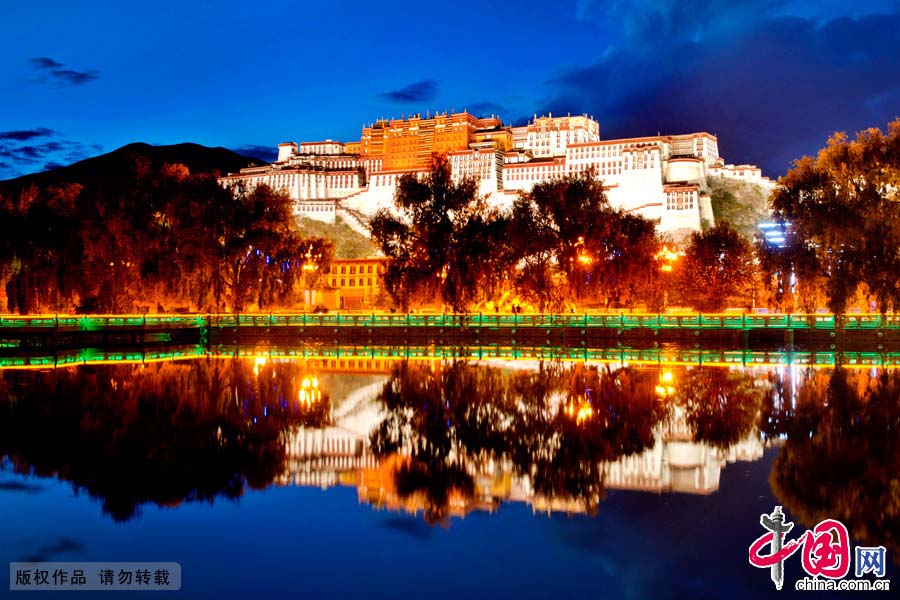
top-left (0, 358), bottom-right (328, 521)
top-left (771, 369), bottom-right (900, 560)
top-left (370, 361), bottom-right (667, 521)
top-left (673, 369), bottom-right (768, 450)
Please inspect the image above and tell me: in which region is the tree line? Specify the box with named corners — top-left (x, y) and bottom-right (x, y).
top-left (370, 154), bottom-right (757, 313)
top-left (761, 119), bottom-right (900, 315)
top-left (0, 158), bottom-right (331, 313)
top-left (3, 119), bottom-right (898, 315)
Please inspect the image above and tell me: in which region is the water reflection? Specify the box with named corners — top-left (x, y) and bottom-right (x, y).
top-left (0, 358), bottom-right (330, 520)
top-left (768, 368), bottom-right (900, 561)
top-left (0, 348), bottom-right (897, 562)
top-left (365, 362), bottom-right (769, 520)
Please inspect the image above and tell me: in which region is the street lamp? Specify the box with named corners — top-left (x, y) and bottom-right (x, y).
top-left (654, 245), bottom-right (682, 311)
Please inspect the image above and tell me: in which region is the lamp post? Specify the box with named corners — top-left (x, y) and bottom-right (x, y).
top-left (654, 244), bottom-right (681, 312)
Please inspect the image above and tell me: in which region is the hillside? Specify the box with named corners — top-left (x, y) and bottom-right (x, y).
top-left (0, 142), bottom-right (260, 193)
top-left (706, 176), bottom-right (772, 241)
top-left (298, 217), bottom-right (378, 259)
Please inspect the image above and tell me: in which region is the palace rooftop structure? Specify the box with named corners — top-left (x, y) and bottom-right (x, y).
top-left (220, 111), bottom-right (774, 237)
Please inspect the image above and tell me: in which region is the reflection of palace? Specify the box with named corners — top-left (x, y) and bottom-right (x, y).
top-left (277, 427), bottom-right (377, 488)
top-left (276, 389), bottom-right (766, 516)
top-left (604, 404), bottom-right (763, 497)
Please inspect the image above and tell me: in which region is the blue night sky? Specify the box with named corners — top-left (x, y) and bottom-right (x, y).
top-left (1, 0), bottom-right (899, 180)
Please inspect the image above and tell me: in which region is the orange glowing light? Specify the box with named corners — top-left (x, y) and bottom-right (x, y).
top-left (565, 398), bottom-right (594, 425)
top-left (654, 245), bottom-right (681, 272)
top-left (253, 356), bottom-right (268, 375)
top-left (299, 375), bottom-right (321, 406)
top-left (655, 369), bottom-right (675, 397)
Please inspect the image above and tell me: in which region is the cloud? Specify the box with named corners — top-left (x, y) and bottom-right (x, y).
top-left (38, 538), bottom-right (85, 555)
top-left (17, 537), bottom-right (85, 563)
top-left (30, 56), bottom-right (64, 69)
top-left (49, 69), bottom-right (100, 86)
top-left (535, 4), bottom-right (900, 176)
top-left (381, 516), bottom-right (434, 540)
top-left (0, 128), bottom-right (56, 141)
top-left (466, 101), bottom-right (507, 117)
top-left (231, 144), bottom-right (278, 163)
top-left (0, 480), bottom-right (43, 493)
top-left (1, 141), bottom-right (66, 162)
top-left (379, 79), bottom-right (438, 103)
top-left (27, 57), bottom-right (99, 86)
top-left (0, 132), bottom-right (102, 180)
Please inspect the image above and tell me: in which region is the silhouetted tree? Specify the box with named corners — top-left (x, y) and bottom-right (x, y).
top-left (509, 171), bottom-right (658, 310)
top-left (0, 157), bottom-right (331, 313)
top-left (369, 154), bottom-right (508, 311)
top-left (768, 120), bottom-right (900, 314)
top-left (677, 221), bottom-right (755, 311)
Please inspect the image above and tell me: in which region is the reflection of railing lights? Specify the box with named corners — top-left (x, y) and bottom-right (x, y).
top-left (253, 356), bottom-right (267, 375)
top-left (299, 375), bottom-right (321, 407)
top-left (655, 369), bottom-right (675, 397)
top-left (565, 399), bottom-right (594, 425)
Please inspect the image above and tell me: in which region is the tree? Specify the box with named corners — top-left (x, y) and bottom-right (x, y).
top-left (212, 182), bottom-right (331, 312)
top-left (370, 154), bottom-right (507, 311)
top-left (768, 120), bottom-right (900, 314)
top-left (0, 157), bottom-right (330, 314)
top-left (676, 221), bottom-right (755, 311)
top-left (509, 170), bottom-right (658, 310)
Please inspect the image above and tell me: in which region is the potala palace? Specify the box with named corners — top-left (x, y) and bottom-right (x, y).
top-left (220, 111), bottom-right (774, 237)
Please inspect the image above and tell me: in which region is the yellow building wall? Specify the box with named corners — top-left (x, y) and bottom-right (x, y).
top-left (322, 258), bottom-right (389, 310)
top-left (360, 112), bottom-right (486, 170)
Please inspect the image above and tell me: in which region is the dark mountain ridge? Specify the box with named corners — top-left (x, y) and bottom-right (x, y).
top-left (0, 142), bottom-right (260, 193)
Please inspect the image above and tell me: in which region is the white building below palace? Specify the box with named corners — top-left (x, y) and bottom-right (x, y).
top-left (220, 113), bottom-right (774, 238)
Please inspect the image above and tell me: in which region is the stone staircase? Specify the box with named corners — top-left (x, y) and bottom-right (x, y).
top-left (335, 205), bottom-right (371, 237)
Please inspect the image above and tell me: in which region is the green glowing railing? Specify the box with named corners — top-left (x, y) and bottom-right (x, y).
top-left (4, 312), bottom-right (900, 332)
top-left (5, 343), bottom-right (900, 371)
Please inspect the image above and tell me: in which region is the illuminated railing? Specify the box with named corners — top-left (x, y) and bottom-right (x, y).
top-left (3, 344), bottom-right (900, 371)
top-left (0, 314), bottom-right (207, 331)
top-left (2, 312), bottom-right (900, 331)
top-left (0, 346), bottom-right (208, 369)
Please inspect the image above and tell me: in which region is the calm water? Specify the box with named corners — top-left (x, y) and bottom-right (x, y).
top-left (0, 346), bottom-right (897, 599)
